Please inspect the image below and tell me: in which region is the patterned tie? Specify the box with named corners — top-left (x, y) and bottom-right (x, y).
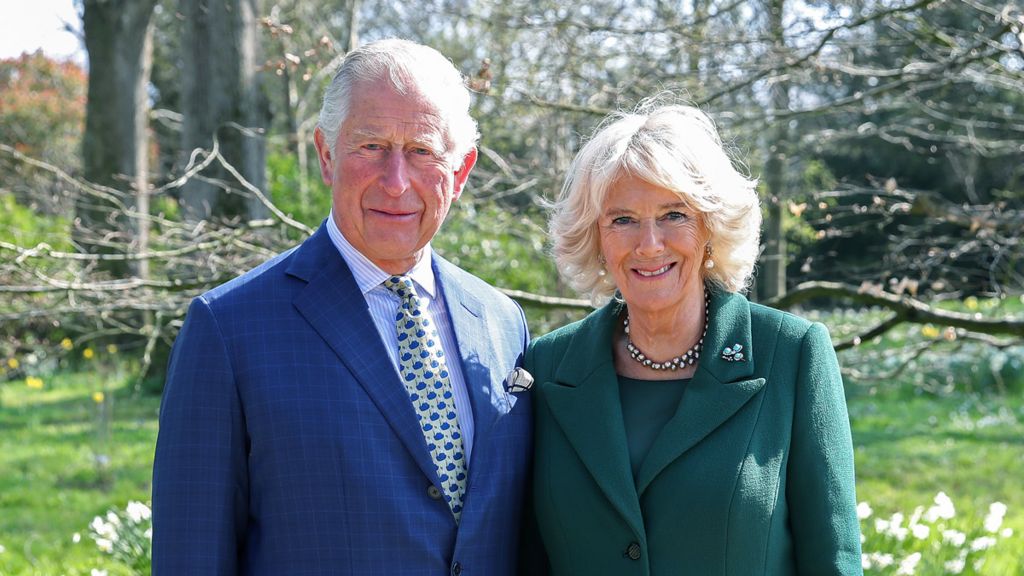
top-left (383, 275), bottom-right (467, 521)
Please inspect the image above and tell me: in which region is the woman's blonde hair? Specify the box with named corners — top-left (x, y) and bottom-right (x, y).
top-left (551, 100), bottom-right (761, 303)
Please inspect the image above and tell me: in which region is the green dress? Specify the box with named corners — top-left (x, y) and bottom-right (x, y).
top-left (618, 376), bottom-right (689, 480)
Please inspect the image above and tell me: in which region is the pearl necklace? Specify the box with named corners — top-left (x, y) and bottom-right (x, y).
top-left (623, 290), bottom-right (710, 371)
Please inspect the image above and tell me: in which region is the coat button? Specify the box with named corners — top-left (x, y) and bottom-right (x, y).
top-left (625, 542), bottom-right (641, 560)
top-left (427, 485), bottom-right (443, 500)
top-left (451, 561), bottom-right (463, 575)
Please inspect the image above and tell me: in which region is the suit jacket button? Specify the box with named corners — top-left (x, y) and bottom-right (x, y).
top-left (625, 542), bottom-right (641, 560)
top-left (451, 561), bottom-right (463, 575)
top-left (427, 485), bottom-right (443, 500)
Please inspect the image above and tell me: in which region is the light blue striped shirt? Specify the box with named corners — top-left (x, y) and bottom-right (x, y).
top-left (325, 213), bottom-right (475, 465)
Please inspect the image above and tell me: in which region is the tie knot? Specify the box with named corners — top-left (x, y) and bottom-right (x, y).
top-left (384, 275), bottom-right (416, 300)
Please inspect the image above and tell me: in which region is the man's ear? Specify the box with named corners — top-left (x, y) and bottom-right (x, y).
top-left (451, 147), bottom-right (478, 201)
top-left (313, 127), bottom-right (334, 185)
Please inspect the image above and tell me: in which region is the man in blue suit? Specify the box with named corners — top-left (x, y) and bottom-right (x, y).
top-left (152, 39), bottom-right (532, 575)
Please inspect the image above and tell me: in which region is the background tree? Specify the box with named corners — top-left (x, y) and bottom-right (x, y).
top-left (179, 0), bottom-right (268, 221)
top-left (759, 0), bottom-right (793, 300)
top-left (0, 51), bottom-right (86, 215)
top-left (79, 0), bottom-right (159, 277)
top-left (1, 0), bottom-right (1021, 379)
top-left (772, 1), bottom-right (1024, 297)
top-left (258, 0), bottom-right (360, 223)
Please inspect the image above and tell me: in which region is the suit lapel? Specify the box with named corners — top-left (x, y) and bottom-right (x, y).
top-left (433, 257), bottom-right (511, 465)
top-left (287, 227), bottom-right (439, 484)
top-left (635, 290), bottom-right (766, 495)
top-left (542, 301), bottom-right (645, 539)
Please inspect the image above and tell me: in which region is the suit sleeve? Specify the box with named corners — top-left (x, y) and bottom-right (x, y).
top-left (152, 297), bottom-right (248, 574)
top-left (787, 322), bottom-right (863, 575)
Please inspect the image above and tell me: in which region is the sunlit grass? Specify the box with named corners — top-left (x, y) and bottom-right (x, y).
top-left (0, 369), bottom-right (158, 575)
top-left (850, 387), bottom-right (1024, 574)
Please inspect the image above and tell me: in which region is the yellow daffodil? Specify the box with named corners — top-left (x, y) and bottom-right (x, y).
top-left (61, 338), bottom-right (74, 350)
top-left (921, 325), bottom-right (940, 338)
top-left (106, 344), bottom-right (118, 354)
top-left (965, 296), bottom-right (979, 311)
top-left (83, 348), bottom-right (95, 360)
top-left (93, 391), bottom-right (105, 404)
top-left (6, 358), bottom-right (18, 369)
top-left (26, 376), bottom-right (44, 389)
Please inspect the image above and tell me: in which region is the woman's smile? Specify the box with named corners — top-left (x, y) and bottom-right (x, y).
top-left (634, 263), bottom-right (675, 277)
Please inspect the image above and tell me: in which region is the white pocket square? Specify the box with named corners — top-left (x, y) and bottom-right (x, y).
top-left (503, 367), bottom-right (534, 393)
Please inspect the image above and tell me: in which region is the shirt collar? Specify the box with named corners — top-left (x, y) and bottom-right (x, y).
top-left (326, 210), bottom-right (436, 298)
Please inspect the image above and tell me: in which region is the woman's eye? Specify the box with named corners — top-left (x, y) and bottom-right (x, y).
top-left (662, 211), bottom-right (688, 222)
top-left (611, 216), bottom-right (634, 226)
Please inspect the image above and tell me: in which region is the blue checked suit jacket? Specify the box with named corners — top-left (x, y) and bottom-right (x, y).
top-left (152, 224), bottom-right (533, 575)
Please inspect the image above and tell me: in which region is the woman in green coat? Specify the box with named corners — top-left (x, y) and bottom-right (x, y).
top-left (523, 102), bottom-right (862, 575)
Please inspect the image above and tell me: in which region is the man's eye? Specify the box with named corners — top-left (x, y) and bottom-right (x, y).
top-left (364, 143), bottom-right (385, 151)
top-left (410, 147), bottom-right (433, 156)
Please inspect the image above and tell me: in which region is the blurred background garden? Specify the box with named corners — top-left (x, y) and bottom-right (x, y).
top-left (1, 0), bottom-right (1023, 574)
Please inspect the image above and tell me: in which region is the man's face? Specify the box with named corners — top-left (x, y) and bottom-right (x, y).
top-left (315, 78), bottom-right (477, 274)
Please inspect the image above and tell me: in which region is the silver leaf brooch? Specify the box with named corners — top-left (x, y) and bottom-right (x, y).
top-left (720, 343), bottom-right (745, 362)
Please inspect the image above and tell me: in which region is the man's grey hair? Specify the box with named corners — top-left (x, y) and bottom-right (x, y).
top-left (317, 38), bottom-right (480, 165)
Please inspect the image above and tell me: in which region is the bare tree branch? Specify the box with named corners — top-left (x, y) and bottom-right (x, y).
top-left (765, 281), bottom-right (1024, 339)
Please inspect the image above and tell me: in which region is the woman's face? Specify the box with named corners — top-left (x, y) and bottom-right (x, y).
top-left (598, 176), bottom-right (707, 316)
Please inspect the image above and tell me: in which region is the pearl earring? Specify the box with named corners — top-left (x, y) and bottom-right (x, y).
top-left (704, 244), bottom-right (715, 269)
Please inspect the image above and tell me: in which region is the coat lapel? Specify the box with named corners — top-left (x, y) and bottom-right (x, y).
top-left (635, 290), bottom-right (766, 495)
top-left (542, 301), bottom-right (645, 539)
top-left (287, 227), bottom-right (439, 484)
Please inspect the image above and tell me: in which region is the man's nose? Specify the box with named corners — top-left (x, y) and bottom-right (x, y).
top-left (380, 150), bottom-right (410, 196)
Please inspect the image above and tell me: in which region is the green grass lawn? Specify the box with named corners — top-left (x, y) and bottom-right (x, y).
top-left (1, 368), bottom-right (1021, 574)
top-left (0, 368), bottom-right (158, 576)
top-left (849, 386), bottom-right (1023, 574)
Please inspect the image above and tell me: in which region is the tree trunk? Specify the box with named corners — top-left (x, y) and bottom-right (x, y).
top-left (344, 0), bottom-right (361, 53)
top-left (180, 0), bottom-right (267, 222)
top-left (687, 0), bottom-right (708, 81)
top-left (295, 0), bottom-right (360, 209)
top-left (135, 27), bottom-right (154, 285)
top-left (80, 0), bottom-right (158, 276)
top-left (760, 0), bottom-right (790, 301)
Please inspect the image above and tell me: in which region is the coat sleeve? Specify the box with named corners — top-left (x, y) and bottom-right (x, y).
top-left (787, 322), bottom-right (863, 575)
top-left (152, 296), bottom-right (248, 574)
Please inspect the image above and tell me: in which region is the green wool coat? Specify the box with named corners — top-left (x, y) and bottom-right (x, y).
top-left (522, 290), bottom-right (863, 576)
